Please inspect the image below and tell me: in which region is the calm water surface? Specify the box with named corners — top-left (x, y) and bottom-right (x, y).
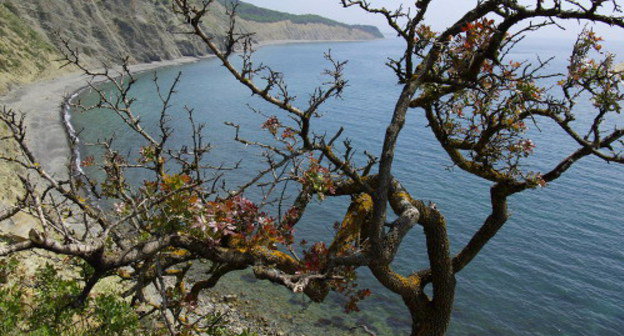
top-left (72, 38), bottom-right (624, 335)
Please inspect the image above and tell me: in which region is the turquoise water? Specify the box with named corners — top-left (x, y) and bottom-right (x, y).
top-left (72, 38), bottom-right (624, 335)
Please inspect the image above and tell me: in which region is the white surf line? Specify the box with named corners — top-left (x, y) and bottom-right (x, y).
top-left (61, 89), bottom-right (87, 178)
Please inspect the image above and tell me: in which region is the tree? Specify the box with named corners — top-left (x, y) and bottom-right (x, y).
top-left (1, 0), bottom-right (623, 335)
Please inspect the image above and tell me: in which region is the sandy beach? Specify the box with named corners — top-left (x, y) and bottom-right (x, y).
top-left (0, 56), bottom-right (221, 240)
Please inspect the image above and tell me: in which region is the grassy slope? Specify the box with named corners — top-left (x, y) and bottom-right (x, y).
top-left (0, 125), bottom-right (20, 204)
top-left (0, 3), bottom-right (43, 209)
top-left (0, 123), bottom-right (29, 236)
top-left (0, 3), bottom-right (66, 93)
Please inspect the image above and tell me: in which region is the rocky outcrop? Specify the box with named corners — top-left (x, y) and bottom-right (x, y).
top-left (0, 0), bottom-right (381, 93)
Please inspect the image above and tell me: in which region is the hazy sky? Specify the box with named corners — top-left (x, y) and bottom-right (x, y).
top-left (245, 0), bottom-right (624, 41)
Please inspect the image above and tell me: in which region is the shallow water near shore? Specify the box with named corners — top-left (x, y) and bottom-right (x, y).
top-left (71, 38), bottom-right (624, 335)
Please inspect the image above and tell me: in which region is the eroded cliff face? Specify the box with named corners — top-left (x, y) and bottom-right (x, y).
top-left (0, 0), bottom-right (381, 93)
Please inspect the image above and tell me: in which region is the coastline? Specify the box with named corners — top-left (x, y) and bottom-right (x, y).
top-left (0, 38), bottom-right (382, 336)
top-left (0, 56), bottom-right (211, 179)
top-left (0, 38), bottom-right (380, 180)
top-left (0, 52), bottom-right (291, 336)
top-left (256, 38), bottom-right (375, 47)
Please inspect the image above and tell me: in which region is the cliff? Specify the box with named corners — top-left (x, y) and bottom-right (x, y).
top-left (0, 0), bottom-right (382, 93)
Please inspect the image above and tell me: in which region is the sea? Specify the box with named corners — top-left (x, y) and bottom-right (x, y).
top-left (71, 37), bottom-right (624, 335)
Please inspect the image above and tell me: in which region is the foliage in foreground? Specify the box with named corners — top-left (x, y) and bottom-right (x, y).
top-left (0, 256), bottom-right (256, 336)
top-left (0, 256), bottom-right (139, 336)
top-left (1, 1), bottom-right (623, 336)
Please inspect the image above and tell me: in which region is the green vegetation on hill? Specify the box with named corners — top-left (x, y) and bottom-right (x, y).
top-left (0, 3), bottom-right (55, 69)
top-left (0, 3), bottom-right (61, 92)
top-left (219, 0), bottom-right (384, 37)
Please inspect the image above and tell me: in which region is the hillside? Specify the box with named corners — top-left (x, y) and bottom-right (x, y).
top-left (0, 0), bottom-right (382, 93)
top-left (0, 3), bottom-right (65, 93)
top-left (218, 0), bottom-right (384, 37)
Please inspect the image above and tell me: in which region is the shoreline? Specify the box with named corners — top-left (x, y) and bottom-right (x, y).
top-left (61, 38), bottom-right (378, 175)
top-left (0, 55), bottom-right (212, 178)
top-left (0, 38), bottom-right (381, 179)
top-left (0, 38), bottom-right (382, 336)
top-left (61, 55), bottom-right (218, 182)
top-left (256, 38), bottom-right (376, 47)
